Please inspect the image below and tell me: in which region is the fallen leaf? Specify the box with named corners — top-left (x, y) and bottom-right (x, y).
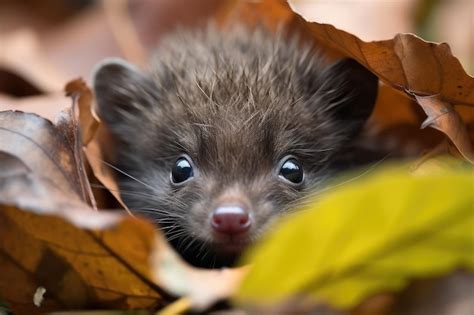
top-left (68, 78), bottom-right (131, 211)
top-left (0, 110), bottom-right (168, 314)
top-left (296, 16), bottom-right (474, 106)
top-left (84, 129), bottom-right (131, 212)
top-left (0, 111), bottom-right (86, 203)
top-left (65, 79), bottom-right (99, 146)
top-left (235, 164), bottom-right (474, 312)
top-left (416, 94), bottom-right (474, 163)
top-left (0, 152), bottom-right (169, 314)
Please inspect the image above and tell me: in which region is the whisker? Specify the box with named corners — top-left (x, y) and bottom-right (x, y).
top-left (182, 237), bottom-right (198, 253)
top-left (90, 156), bottom-right (156, 191)
top-left (134, 208), bottom-right (184, 218)
top-left (177, 234), bottom-right (192, 250)
top-left (90, 183), bottom-right (159, 198)
top-left (197, 241), bottom-right (210, 261)
top-left (167, 231), bottom-right (188, 242)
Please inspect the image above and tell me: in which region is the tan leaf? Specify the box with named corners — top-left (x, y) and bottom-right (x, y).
top-left (0, 111), bottom-right (86, 202)
top-left (67, 78), bottom-right (131, 211)
top-left (416, 95), bottom-right (474, 163)
top-left (84, 125), bottom-right (131, 212)
top-left (65, 78), bottom-right (99, 146)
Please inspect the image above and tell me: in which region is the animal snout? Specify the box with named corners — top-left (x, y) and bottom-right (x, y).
top-left (211, 204), bottom-right (252, 235)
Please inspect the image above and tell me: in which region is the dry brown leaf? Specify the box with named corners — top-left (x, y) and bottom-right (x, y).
top-left (365, 84), bottom-right (445, 157)
top-left (0, 109), bottom-right (167, 313)
top-left (0, 152), bottom-right (168, 314)
top-left (294, 16), bottom-right (474, 106)
top-left (65, 79), bottom-right (99, 146)
top-left (416, 94), bottom-right (474, 163)
top-left (0, 110), bottom-right (87, 203)
top-left (68, 78), bottom-right (131, 211)
top-left (84, 125), bottom-right (131, 212)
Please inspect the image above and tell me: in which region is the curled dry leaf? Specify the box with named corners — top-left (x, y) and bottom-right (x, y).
top-left (62, 78), bottom-right (126, 210)
top-left (285, 3), bottom-right (474, 105)
top-left (84, 128), bottom-right (131, 211)
top-left (65, 78), bottom-right (99, 146)
top-left (416, 94), bottom-right (474, 163)
top-left (65, 78), bottom-right (132, 211)
top-left (0, 110), bottom-right (86, 203)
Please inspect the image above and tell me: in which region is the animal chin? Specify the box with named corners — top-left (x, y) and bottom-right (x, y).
top-left (210, 233), bottom-right (251, 254)
top-left (166, 233), bottom-right (248, 268)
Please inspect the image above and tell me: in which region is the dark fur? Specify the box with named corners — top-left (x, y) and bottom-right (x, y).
top-left (93, 25), bottom-right (378, 268)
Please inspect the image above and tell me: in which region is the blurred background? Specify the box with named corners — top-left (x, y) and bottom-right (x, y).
top-left (0, 0), bottom-right (472, 94)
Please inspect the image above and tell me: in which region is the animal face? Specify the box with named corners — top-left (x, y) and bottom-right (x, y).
top-left (93, 26), bottom-right (378, 268)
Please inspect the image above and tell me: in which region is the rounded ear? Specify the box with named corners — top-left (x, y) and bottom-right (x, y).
top-left (92, 58), bottom-right (157, 127)
top-left (317, 58), bottom-right (379, 134)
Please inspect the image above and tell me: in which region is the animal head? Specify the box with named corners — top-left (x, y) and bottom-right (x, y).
top-left (93, 26), bottom-right (378, 267)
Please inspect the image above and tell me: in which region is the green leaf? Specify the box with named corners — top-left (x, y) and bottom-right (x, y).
top-left (235, 163), bottom-right (474, 310)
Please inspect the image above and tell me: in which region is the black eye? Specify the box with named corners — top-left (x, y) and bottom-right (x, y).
top-left (279, 157), bottom-right (304, 184)
top-left (171, 157), bottom-right (194, 184)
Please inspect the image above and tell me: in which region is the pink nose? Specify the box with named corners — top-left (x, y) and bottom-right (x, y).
top-left (211, 205), bottom-right (251, 235)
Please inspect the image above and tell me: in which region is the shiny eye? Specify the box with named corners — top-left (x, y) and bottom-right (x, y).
top-left (279, 157), bottom-right (304, 184)
top-left (171, 156), bottom-right (194, 184)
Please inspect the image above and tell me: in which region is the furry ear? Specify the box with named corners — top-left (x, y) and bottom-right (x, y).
top-left (92, 58), bottom-right (157, 128)
top-left (317, 58), bottom-right (378, 134)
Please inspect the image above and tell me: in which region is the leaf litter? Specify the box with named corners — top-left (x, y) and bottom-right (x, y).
top-left (0, 0), bottom-right (473, 314)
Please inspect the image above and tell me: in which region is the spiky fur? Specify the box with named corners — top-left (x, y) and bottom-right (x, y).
top-left (93, 25), bottom-right (378, 268)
